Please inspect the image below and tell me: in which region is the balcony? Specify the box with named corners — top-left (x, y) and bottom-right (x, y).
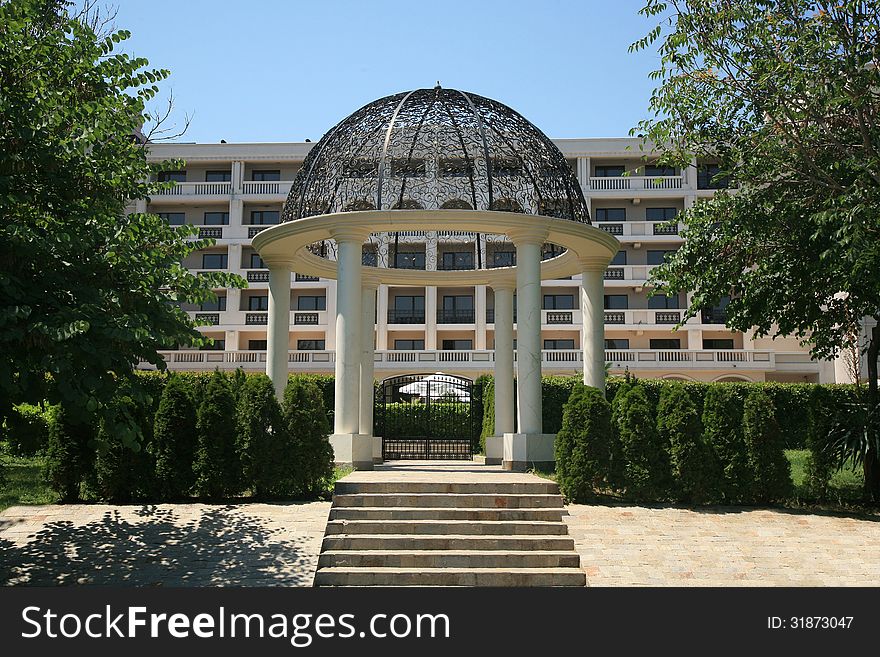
top-left (437, 309), bottom-right (475, 324)
top-left (388, 309), bottom-right (425, 324)
top-left (245, 312), bottom-right (268, 325)
top-left (652, 223), bottom-right (679, 235)
top-left (604, 311), bottom-right (626, 324)
top-left (241, 181), bottom-right (293, 195)
top-left (655, 311), bottom-right (681, 324)
top-left (603, 310), bottom-right (690, 325)
top-left (155, 181), bottom-right (232, 196)
top-left (246, 270), bottom-right (270, 282)
top-left (194, 312), bottom-right (220, 325)
top-left (588, 176), bottom-right (683, 191)
top-left (604, 268), bottom-right (624, 280)
top-left (248, 226), bottom-right (270, 238)
top-left (593, 221), bottom-right (683, 240)
top-left (702, 309), bottom-right (728, 324)
top-left (198, 226), bottom-right (223, 239)
top-left (545, 311), bottom-right (573, 325)
top-left (293, 312), bottom-right (319, 325)
top-left (296, 274), bottom-right (320, 282)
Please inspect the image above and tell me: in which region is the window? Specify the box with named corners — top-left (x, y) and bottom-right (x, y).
top-left (391, 158), bottom-right (425, 177)
top-left (250, 210), bottom-right (279, 225)
top-left (251, 170), bottom-right (280, 181)
top-left (441, 251), bottom-right (474, 270)
top-left (544, 339), bottom-right (575, 350)
top-left (645, 207), bottom-right (678, 222)
top-left (394, 339), bottom-right (425, 350)
top-left (297, 296), bottom-right (326, 311)
top-left (394, 251), bottom-right (425, 269)
top-left (249, 253), bottom-right (265, 269)
top-left (248, 340), bottom-right (267, 350)
top-left (610, 250), bottom-right (627, 265)
top-left (200, 297), bottom-right (227, 312)
top-left (702, 296), bottom-right (731, 324)
top-left (697, 164), bottom-right (730, 189)
top-left (595, 208), bottom-right (626, 222)
top-left (204, 211), bottom-right (229, 225)
top-left (605, 338), bottom-right (630, 349)
top-left (604, 295), bottom-right (628, 310)
top-left (158, 212), bottom-right (186, 225)
top-left (644, 165), bottom-right (676, 177)
top-left (393, 296), bottom-right (425, 314)
top-left (595, 165), bottom-right (625, 177)
top-left (248, 295), bottom-right (269, 311)
top-left (543, 294), bottom-right (575, 310)
top-left (201, 338), bottom-right (225, 351)
top-left (201, 253), bottom-right (227, 269)
top-left (442, 339), bottom-right (473, 350)
top-left (297, 340), bottom-right (326, 351)
top-left (443, 295), bottom-right (474, 311)
top-left (703, 339), bottom-right (735, 350)
top-left (648, 293), bottom-right (680, 309)
top-left (650, 339), bottom-right (681, 350)
top-left (647, 249), bottom-right (676, 265)
top-left (492, 251), bottom-right (516, 267)
top-left (158, 171), bottom-right (186, 183)
top-left (205, 170), bottom-right (231, 182)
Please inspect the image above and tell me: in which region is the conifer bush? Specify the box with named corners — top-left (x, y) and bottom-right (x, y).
top-left (657, 383), bottom-right (720, 504)
top-left (194, 371), bottom-right (241, 499)
top-left (152, 374), bottom-right (198, 500)
top-left (608, 381), bottom-right (633, 491)
top-left (283, 377), bottom-right (334, 498)
top-left (237, 374), bottom-right (289, 498)
top-left (617, 385), bottom-right (670, 499)
top-left (94, 388), bottom-right (155, 502)
top-left (743, 389), bottom-right (792, 503)
top-left (45, 406), bottom-right (94, 502)
top-left (702, 384), bottom-right (752, 503)
top-left (555, 384), bottom-right (612, 501)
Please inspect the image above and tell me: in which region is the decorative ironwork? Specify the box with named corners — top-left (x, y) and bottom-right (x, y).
top-left (199, 227), bottom-right (223, 239)
top-left (281, 86), bottom-right (589, 271)
top-left (599, 223), bottom-right (623, 235)
top-left (195, 312), bottom-right (220, 325)
top-left (294, 312), bottom-right (319, 325)
top-left (546, 311), bottom-right (573, 325)
top-left (656, 311), bottom-right (681, 324)
top-left (604, 268), bottom-right (624, 280)
top-left (376, 373), bottom-right (476, 460)
top-left (247, 270), bottom-right (270, 282)
top-left (604, 311), bottom-right (626, 324)
top-left (653, 222), bottom-right (679, 235)
top-left (245, 313), bottom-right (268, 325)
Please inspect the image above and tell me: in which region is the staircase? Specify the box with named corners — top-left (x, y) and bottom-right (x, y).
top-left (314, 476), bottom-right (586, 586)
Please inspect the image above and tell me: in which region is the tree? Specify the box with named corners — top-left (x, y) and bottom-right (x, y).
top-left (702, 385), bottom-right (751, 503)
top-left (282, 377), bottom-right (334, 498)
top-left (45, 405), bottom-right (94, 502)
top-left (0, 1), bottom-right (243, 444)
top-left (237, 374), bottom-right (288, 498)
top-left (742, 389), bottom-right (792, 504)
top-left (194, 372), bottom-right (241, 499)
top-left (152, 375), bottom-right (198, 500)
top-left (617, 385), bottom-right (670, 500)
top-left (555, 384), bottom-right (613, 501)
top-left (632, 1), bottom-right (880, 500)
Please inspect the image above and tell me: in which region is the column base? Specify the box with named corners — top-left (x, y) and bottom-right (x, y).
top-left (502, 433), bottom-right (556, 472)
top-left (330, 433), bottom-right (374, 470)
top-left (372, 435), bottom-right (384, 464)
top-left (485, 435), bottom-right (503, 465)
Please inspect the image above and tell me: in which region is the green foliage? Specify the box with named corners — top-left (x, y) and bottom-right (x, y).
top-left (702, 385), bottom-right (752, 503)
top-left (617, 385), bottom-right (670, 499)
top-left (152, 374), bottom-right (198, 500)
top-left (657, 383), bottom-right (720, 504)
top-left (3, 403), bottom-right (51, 456)
top-left (194, 372), bottom-right (241, 499)
top-left (283, 377), bottom-right (334, 498)
top-left (541, 376), bottom-right (580, 434)
top-left (479, 377), bottom-right (495, 453)
top-left (0, 0), bottom-right (244, 444)
top-left (237, 375), bottom-right (288, 498)
top-left (383, 402), bottom-right (474, 441)
top-left (607, 381), bottom-right (633, 491)
top-left (742, 389), bottom-right (792, 504)
top-left (555, 384), bottom-right (612, 502)
top-left (292, 374), bottom-right (335, 430)
top-left (45, 405), bottom-right (94, 502)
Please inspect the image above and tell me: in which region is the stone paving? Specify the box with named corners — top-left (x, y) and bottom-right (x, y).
top-left (0, 502), bottom-right (331, 586)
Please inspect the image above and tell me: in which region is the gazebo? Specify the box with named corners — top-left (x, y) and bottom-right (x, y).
top-left (252, 86), bottom-right (618, 471)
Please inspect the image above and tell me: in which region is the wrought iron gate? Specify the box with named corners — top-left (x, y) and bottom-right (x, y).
top-left (376, 373), bottom-right (476, 460)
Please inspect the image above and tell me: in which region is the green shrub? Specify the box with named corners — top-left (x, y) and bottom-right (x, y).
top-left (237, 374), bottom-right (288, 498)
top-left (555, 384), bottom-right (612, 501)
top-left (657, 383), bottom-right (720, 504)
top-left (4, 403), bottom-right (50, 456)
top-left (702, 384), bottom-right (752, 503)
top-left (94, 388), bottom-right (156, 502)
top-left (292, 374), bottom-right (335, 431)
top-left (45, 405), bottom-right (94, 502)
top-left (743, 389), bottom-right (792, 503)
top-left (805, 386), bottom-right (838, 500)
top-left (617, 385), bottom-right (670, 500)
top-left (479, 377), bottom-right (495, 452)
top-left (607, 381), bottom-right (632, 491)
top-left (152, 374), bottom-right (198, 500)
top-left (194, 371), bottom-right (241, 499)
top-left (383, 402), bottom-right (473, 440)
top-left (283, 377), bottom-right (334, 498)
top-left (542, 376), bottom-right (579, 434)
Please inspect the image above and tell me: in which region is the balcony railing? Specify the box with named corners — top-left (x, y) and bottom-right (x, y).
top-left (194, 312), bottom-right (220, 325)
top-left (655, 311), bottom-right (681, 324)
top-left (598, 223), bottom-right (623, 235)
top-left (589, 176), bottom-right (683, 191)
top-left (199, 226), bottom-right (223, 239)
top-left (388, 310), bottom-right (425, 324)
top-left (604, 268), bottom-right (624, 280)
top-left (437, 309), bottom-right (475, 324)
top-left (604, 311), bottom-right (626, 324)
top-left (293, 312), bottom-right (319, 325)
top-left (248, 225), bottom-right (270, 238)
top-left (242, 181), bottom-right (282, 195)
top-left (545, 311), bottom-right (573, 325)
top-left (652, 223), bottom-right (679, 235)
top-left (295, 274), bottom-right (320, 282)
top-left (245, 312), bottom-right (268, 325)
top-left (156, 181), bottom-right (232, 196)
top-left (247, 270), bottom-right (270, 282)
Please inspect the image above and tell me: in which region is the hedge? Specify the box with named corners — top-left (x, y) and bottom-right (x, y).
top-left (555, 384), bottom-right (612, 501)
top-left (383, 402), bottom-right (475, 441)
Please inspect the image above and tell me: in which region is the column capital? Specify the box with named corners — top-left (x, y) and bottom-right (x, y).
top-left (579, 255), bottom-right (609, 272)
top-left (329, 226), bottom-right (371, 243)
top-left (490, 278), bottom-right (516, 292)
top-left (507, 226), bottom-right (548, 246)
top-left (262, 257), bottom-right (296, 269)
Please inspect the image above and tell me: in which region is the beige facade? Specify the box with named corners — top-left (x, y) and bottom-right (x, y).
top-left (139, 138), bottom-right (846, 385)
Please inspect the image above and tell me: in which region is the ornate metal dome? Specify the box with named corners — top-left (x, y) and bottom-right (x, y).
top-left (282, 86), bottom-right (589, 223)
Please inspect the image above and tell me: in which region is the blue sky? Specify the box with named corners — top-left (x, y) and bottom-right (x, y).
top-left (114, 0), bottom-right (661, 143)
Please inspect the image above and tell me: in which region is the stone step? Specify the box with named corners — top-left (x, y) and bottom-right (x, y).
top-left (329, 506), bottom-right (565, 522)
top-left (314, 567), bottom-right (586, 587)
top-left (324, 519), bottom-right (570, 535)
top-left (334, 481), bottom-right (560, 495)
top-left (332, 493), bottom-right (564, 509)
top-left (321, 533), bottom-right (577, 552)
top-left (318, 550), bottom-right (581, 569)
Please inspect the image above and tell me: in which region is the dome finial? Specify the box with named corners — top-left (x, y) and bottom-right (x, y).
top-left (435, 80), bottom-right (441, 89)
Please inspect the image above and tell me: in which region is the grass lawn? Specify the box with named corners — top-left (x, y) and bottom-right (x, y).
top-left (786, 448), bottom-right (865, 507)
top-left (0, 454), bottom-right (56, 512)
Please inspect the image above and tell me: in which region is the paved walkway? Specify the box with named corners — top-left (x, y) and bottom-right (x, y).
top-left (2, 462), bottom-right (879, 586)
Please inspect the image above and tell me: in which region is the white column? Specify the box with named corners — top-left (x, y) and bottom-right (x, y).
top-left (475, 285), bottom-right (487, 350)
top-left (360, 281), bottom-right (378, 462)
top-left (487, 282), bottom-right (515, 465)
top-left (266, 261), bottom-right (292, 399)
top-left (329, 228), bottom-right (372, 469)
top-left (376, 284), bottom-right (389, 350)
top-left (580, 261), bottom-right (606, 393)
top-left (425, 286), bottom-right (437, 349)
